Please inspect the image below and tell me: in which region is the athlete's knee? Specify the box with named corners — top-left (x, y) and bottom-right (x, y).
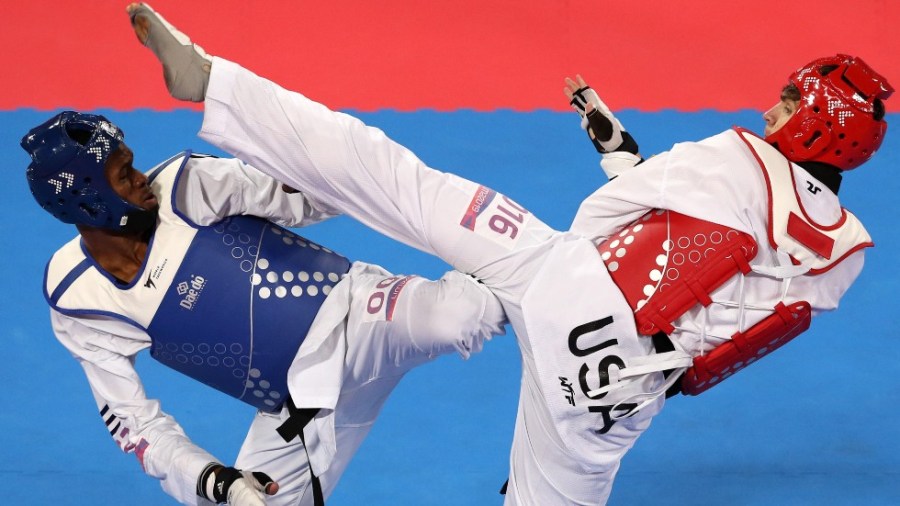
top-left (406, 271), bottom-right (506, 359)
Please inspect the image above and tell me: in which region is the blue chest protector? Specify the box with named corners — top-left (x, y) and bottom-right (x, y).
top-left (148, 213), bottom-right (350, 411)
top-left (44, 153), bottom-right (351, 412)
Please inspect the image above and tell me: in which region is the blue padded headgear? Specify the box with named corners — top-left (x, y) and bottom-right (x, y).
top-left (22, 111), bottom-right (146, 230)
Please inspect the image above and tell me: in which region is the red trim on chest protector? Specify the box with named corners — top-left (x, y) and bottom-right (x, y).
top-left (787, 212), bottom-right (834, 259)
top-left (732, 127), bottom-right (872, 275)
top-left (598, 210), bottom-right (758, 336)
top-left (681, 301), bottom-right (812, 395)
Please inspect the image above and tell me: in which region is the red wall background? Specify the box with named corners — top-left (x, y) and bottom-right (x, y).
top-left (5, 0), bottom-right (898, 112)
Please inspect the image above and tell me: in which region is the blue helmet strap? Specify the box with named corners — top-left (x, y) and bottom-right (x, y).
top-left (121, 207), bottom-right (160, 234)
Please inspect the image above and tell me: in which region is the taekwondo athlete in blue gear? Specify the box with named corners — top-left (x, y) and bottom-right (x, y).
top-left (23, 111), bottom-right (506, 506)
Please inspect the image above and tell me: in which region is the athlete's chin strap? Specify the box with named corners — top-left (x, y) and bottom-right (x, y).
top-left (121, 208), bottom-right (160, 234)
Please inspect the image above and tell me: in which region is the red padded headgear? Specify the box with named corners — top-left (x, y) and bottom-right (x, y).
top-left (765, 54), bottom-right (893, 171)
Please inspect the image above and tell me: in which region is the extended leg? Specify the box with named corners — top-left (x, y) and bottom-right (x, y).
top-left (199, 57), bottom-right (558, 290)
top-left (236, 269), bottom-right (506, 503)
top-left (128, 1), bottom-right (549, 323)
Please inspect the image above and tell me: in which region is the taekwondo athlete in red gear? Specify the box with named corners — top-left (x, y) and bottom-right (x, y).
top-left (565, 61), bottom-right (889, 394)
top-left (125, 3), bottom-right (892, 504)
top-left (24, 113), bottom-right (504, 503)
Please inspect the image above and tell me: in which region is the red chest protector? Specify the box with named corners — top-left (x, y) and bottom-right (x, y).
top-left (597, 210), bottom-right (757, 337)
top-left (598, 128), bottom-right (872, 395)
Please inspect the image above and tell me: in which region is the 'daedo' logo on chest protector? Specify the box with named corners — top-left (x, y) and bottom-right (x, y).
top-left (176, 274), bottom-right (207, 310)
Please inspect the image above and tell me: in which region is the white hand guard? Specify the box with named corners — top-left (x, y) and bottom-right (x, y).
top-left (198, 463), bottom-right (278, 505)
top-left (600, 151), bottom-right (643, 180)
top-left (568, 85), bottom-right (626, 153)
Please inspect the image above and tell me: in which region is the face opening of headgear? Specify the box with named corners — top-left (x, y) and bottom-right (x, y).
top-left (765, 54), bottom-right (894, 171)
top-left (21, 111), bottom-right (157, 232)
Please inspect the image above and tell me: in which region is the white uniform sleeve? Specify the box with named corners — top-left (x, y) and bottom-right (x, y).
top-left (569, 157), bottom-right (666, 241)
top-left (571, 131), bottom-right (767, 242)
top-left (175, 155), bottom-right (341, 227)
top-left (51, 309), bottom-right (218, 505)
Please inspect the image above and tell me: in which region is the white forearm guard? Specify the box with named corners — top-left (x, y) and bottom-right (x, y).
top-left (599, 151), bottom-right (642, 179)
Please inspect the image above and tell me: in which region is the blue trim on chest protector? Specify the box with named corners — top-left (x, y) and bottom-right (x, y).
top-left (148, 214), bottom-right (350, 412)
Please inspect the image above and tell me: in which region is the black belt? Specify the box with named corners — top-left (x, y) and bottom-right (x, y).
top-left (276, 398), bottom-right (325, 506)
